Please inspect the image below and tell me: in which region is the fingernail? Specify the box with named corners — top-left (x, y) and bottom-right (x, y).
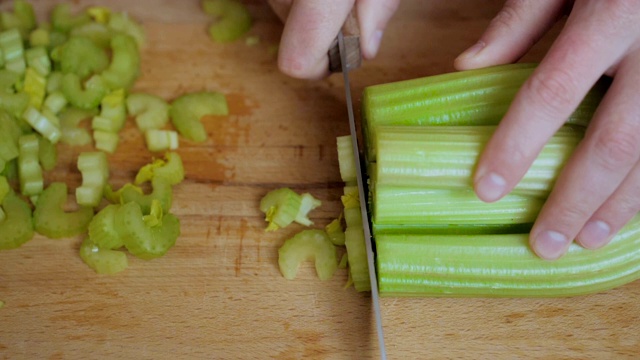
top-left (475, 172), bottom-right (506, 202)
top-left (579, 220), bottom-right (611, 249)
top-left (533, 230), bottom-right (568, 260)
top-left (368, 30), bottom-right (383, 58)
top-left (456, 41), bottom-right (486, 61)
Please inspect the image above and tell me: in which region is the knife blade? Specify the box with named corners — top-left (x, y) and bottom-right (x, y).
top-left (335, 30), bottom-right (387, 359)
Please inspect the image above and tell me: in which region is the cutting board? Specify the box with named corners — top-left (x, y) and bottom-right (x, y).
top-left (1, 1), bottom-right (639, 359)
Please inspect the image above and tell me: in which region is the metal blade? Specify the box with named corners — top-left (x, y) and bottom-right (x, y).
top-left (337, 31), bottom-right (387, 360)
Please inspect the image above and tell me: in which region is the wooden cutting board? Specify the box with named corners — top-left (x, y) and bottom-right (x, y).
top-left (1, 1), bottom-right (638, 359)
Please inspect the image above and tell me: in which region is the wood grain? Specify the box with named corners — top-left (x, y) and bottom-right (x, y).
top-left (1, 1), bottom-right (639, 359)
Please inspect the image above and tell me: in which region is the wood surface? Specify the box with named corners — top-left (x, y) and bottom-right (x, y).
top-left (1, 1), bottom-right (639, 359)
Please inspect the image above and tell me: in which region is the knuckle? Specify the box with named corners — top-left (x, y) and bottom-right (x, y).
top-left (490, 1), bottom-right (524, 32)
top-left (591, 125), bottom-right (640, 170)
top-left (524, 68), bottom-right (579, 116)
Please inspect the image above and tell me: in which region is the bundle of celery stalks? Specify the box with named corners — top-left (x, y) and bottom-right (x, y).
top-left (359, 63), bottom-right (640, 297)
top-left (0, 0), bottom-right (245, 274)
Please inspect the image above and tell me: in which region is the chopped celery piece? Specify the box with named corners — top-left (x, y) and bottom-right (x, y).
top-left (259, 187), bottom-right (302, 231)
top-left (76, 152), bottom-right (109, 207)
top-left (115, 201), bottom-right (180, 260)
top-left (0, 191), bottom-right (34, 250)
top-left (87, 7), bottom-right (111, 24)
top-left (134, 152), bottom-right (185, 185)
top-left (46, 71), bottom-right (63, 94)
top-left (0, 28), bottom-right (25, 74)
top-left (29, 28), bottom-right (50, 47)
top-left (376, 215), bottom-right (640, 297)
top-left (295, 193), bottom-right (321, 226)
top-left (362, 63), bottom-right (608, 160)
top-left (145, 129), bottom-right (179, 152)
top-left (101, 33), bottom-right (140, 91)
top-left (33, 182), bottom-right (94, 239)
top-left (345, 226), bottom-right (370, 291)
top-left (79, 237), bottom-right (128, 275)
top-left (61, 74), bottom-right (108, 110)
top-left (119, 176), bottom-right (173, 214)
top-left (23, 68), bottom-right (46, 109)
top-left (337, 135), bottom-right (356, 183)
top-left (88, 204), bottom-right (124, 250)
top-left (59, 107), bottom-right (95, 146)
top-left (51, 3), bottom-right (91, 33)
top-left (13, 0), bottom-right (37, 33)
top-left (22, 106), bottom-right (61, 143)
top-left (43, 91), bottom-right (68, 114)
top-left (17, 133), bottom-right (42, 196)
top-left (278, 229), bottom-right (338, 281)
top-left (0, 115), bottom-right (20, 166)
top-left (203, 0), bottom-right (253, 43)
top-left (1, 159), bottom-right (18, 181)
top-left (38, 135), bottom-right (57, 171)
top-left (59, 36), bottom-right (109, 78)
top-left (25, 46), bottom-right (51, 77)
top-left (169, 91), bottom-right (228, 142)
top-left (0, 91), bottom-right (29, 117)
top-left (108, 12), bottom-right (145, 49)
top-left (126, 93), bottom-right (169, 131)
top-left (142, 199), bottom-right (164, 227)
top-left (376, 125), bottom-right (582, 198)
top-left (0, 69), bottom-right (19, 91)
top-left (326, 218), bottom-right (345, 246)
top-left (0, 176), bottom-right (8, 221)
top-left (96, 88), bottom-right (126, 130)
top-left (93, 130), bottom-right (119, 153)
top-left (91, 115), bottom-right (119, 132)
top-left (70, 22), bottom-right (112, 48)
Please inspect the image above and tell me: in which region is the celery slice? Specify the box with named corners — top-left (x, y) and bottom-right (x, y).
top-left (0, 91), bottom-right (29, 118)
top-left (145, 129), bottom-right (179, 152)
top-left (295, 193), bottom-right (321, 227)
top-left (169, 91), bottom-right (228, 142)
top-left (376, 125), bottom-right (582, 198)
top-left (25, 46), bottom-right (51, 77)
top-left (119, 176), bottom-right (173, 214)
top-left (0, 28), bottom-right (25, 75)
top-left (61, 74), bottom-right (108, 110)
top-left (70, 22), bottom-right (112, 48)
top-left (79, 237), bottom-right (128, 275)
top-left (23, 106), bottom-right (61, 143)
top-left (51, 3), bottom-right (91, 33)
top-left (46, 71), bottom-right (64, 94)
top-left (325, 218), bottom-right (345, 246)
top-left (33, 182), bottom-right (94, 239)
top-left (59, 36), bottom-right (109, 78)
top-left (259, 188), bottom-right (302, 231)
top-left (93, 130), bottom-right (119, 153)
top-left (29, 28), bottom-right (50, 48)
top-left (115, 201), bottom-right (180, 260)
top-left (23, 68), bottom-right (46, 109)
top-left (278, 229), bottom-right (338, 281)
top-left (88, 204), bottom-right (124, 250)
top-left (134, 152), bottom-right (185, 185)
top-left (59, 107), bottom-right (95, 146)
top-left (126, 93), bottom-right (170, 131)
top-left (345, 226), bottom-right (370, 291)
top-left (107, 12), bottom-right (146, 49)
top-left (97, 88), bottom-right (126, 130)
top-left (0, 69), bottom-right (19, 92)
top-left (76, 152), bottom-right (109, 207)
top-left (43, 91), bottom-right (68, 114)
top-left (0, 191), bottom-right (34, 250)
top-left (38, 135), bottom-right (57, 171)
top-left (203, 0), bottom-right (252, 43)
top-left (17, 133), bottom-right (43, 196)
top-left (337, 135), bottom-right (356, 183)
top-left (101, 33), bottom-right (140, 91)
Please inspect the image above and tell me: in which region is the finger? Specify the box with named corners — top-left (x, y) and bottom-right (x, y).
top-left (530, 50), bottom-right (640, 260)
top-left (278, 0), bottom-right (355, 79)
top-left (473, 2), bottom-right (634, 204)
top-left (357, 0), bottom-right (400, 59)
top-left (576, 160), bottom-right (640, 250)
top-left (454, 0), bottom-right (566, 70)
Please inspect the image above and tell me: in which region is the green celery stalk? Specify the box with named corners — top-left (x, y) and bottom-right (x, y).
top-left (79, 237), bottom-right (128, 275)
top-left (59, 36), bottom-right (109, 78)
top-left (38, 135), bottom-right (58, 171)
top-left (345, 226), bottom-right (370, 291)
top-left (76, 152), bottom-right (109, 207)
top-left (169, 91), bottom-right (228, 142)
top-left (134, 152), bottom-right (185, 186)
top-left (101, 33), bottom-right (140, 91)
top-left (375, 125), bottom-right (582, 198)
top-left (376, 215), bottom-right (640, 297)
top-left (0, 191), bottom-right (34, 250)
top-left (51, 3), bottom-right (91, 33)
top-left (88, 204), bottom-right (124, 250)
top-left (203, 0), bottom-right (252, 43)
top-left (126, 93), bottom-right (170, 131)
top-left (17, 133), bottom-right (43, 196)
top-left (107, 12), bottom-right (146, 49)
top-left (362, 63), bottom-right (609, 159)
top-left (61, 74), bottom-right (108, 110)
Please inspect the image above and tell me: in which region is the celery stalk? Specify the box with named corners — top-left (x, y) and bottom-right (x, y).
top-left (33, 182), bottom-right (94, 239)
top-left (376, 125), bottom-right (582, 198)
top-left (17, 133), bottom-right (43, 196)
top-left (0, 191), bottom-right (34, 250)
top-left (376, 215), bottom-right (640, 297)
top-left (203, 0), bottom-right (252, 43)
top-left (345, 226), bottom-right (370, 291)
top-left (76, 152), bottom-right (109, 207)
top-left (79, 237), bottom-right (128, 274)
top-left (134, 152), bottom-right (185, 186)
top-left (169, 91), bottom-right (228, 142)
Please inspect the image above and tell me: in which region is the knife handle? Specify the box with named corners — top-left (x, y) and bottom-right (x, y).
top-left (328, 9), bottom-right (362, 73)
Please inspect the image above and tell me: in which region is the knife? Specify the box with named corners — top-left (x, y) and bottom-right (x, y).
top-left (329, 15), bottom-right (388, 359)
